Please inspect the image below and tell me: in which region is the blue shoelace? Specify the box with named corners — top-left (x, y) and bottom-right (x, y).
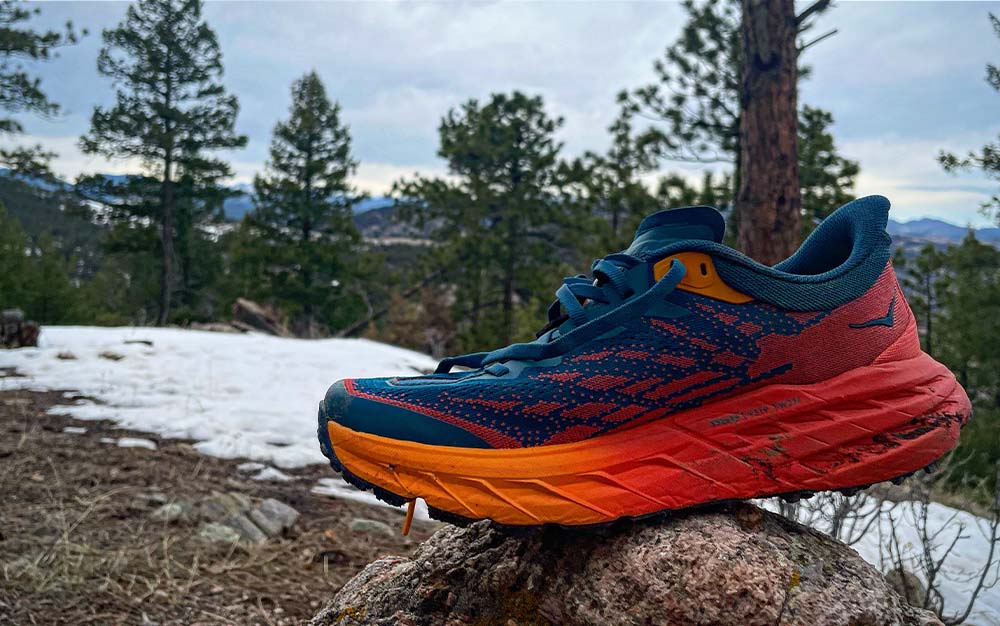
top-left (435, 256), bottom-right (687, 373)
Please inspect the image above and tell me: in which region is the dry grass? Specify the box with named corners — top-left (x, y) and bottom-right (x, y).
top-left (0, 388), bottom-right (436, 625)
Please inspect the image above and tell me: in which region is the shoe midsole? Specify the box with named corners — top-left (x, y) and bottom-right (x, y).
top-left (326, 351), bottom-right (970, 525)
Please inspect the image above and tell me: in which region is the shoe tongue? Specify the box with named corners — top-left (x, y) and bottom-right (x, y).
top-left (624, 206), bottom-right (725, 258)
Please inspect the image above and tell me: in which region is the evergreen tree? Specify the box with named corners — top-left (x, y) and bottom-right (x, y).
top-left (26, 231), bottom-right (77, 323)
top-left (893, 244), bottom-right (945, 356)
top-left (0, 0), bottom-right (80, 174)
top-left (243, 71), bottom-right (362, 336)
top-left (939, 13), bottom-right (1000, 225)
top-left (896, 235), bottom-right (1000, 486)
top-left (0, 203), bottom-right (78, 323)
top-left (573, 107), bottom-right (660, 251)
top-left (0, 201), bottom-right (32, 308)
top-left (933, 235), bottom-right (1000, 485)
top-left (625, 0), bottom-right (851, 253)
top-left (657, 171), bottom-right (733, 212)
top-left (80, 0), bottom-right (246, 325)
top-left (798, 105), bottom-right (859, 232)
top-left (935, 234), bottom-right (1000, 396)
top-left (625, 0), bottom-right (741, 168)
top-left (395, 92), bottom-right (574, 348)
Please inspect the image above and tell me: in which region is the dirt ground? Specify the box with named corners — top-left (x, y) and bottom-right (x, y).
top-left (0, 382), bottom-right (438, 626)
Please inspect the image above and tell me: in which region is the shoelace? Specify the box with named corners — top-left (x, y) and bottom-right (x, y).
top-left (434, 256), bottom-right (687, 374)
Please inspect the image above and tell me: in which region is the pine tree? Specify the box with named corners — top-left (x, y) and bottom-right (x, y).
top-left (625, 0), bottom-right (847, 260)
top-left (573, 107), bottom-right (660, 251)
top-left (395, 92), bottom-right (574, 348)
top-left (27, 231), bottom-right (77, 323)
top-left (245, 71), bottom-right (362, 336)
top-left (798, 105), bottom-right (859, 232)
top-left (0, 201), bottom-right (32, 308)
top-left (80, 0), bottom-right (246, 325)
top-left (934, 234), bottom-right (1000, 484)
top-left (0, 0), bottom-right (81, 174)
top-left (893, 244), bottom-right (945, 357)
top-left (735, 0), bottom-right (802, 264)
top-left (625, 0), bottom-right (741, 169)
top-left (939, 13), bottom-right (1000, 225)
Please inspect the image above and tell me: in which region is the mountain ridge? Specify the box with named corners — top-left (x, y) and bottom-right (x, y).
top-left (2, 169), bottom-right (995, 243)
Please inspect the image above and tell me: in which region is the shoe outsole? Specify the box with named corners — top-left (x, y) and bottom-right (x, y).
top-left (315, 398), bottom-right (966, 533)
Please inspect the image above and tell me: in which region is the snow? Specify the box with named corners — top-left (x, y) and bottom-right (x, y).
top-left (1, 326), bottom-right (996, 620)
top-left (761, 497), bottom-right (1000, 625)
top-left (0, 326), bottom-right (437, 469)
top-left (117, 437), bottom-right (158, 450)
top-left (62, 426), bottom-right (87, 435)
top-left (251, 466), bottom-right (295, 482)
top-left (312, 477), bottom-right (430, 522)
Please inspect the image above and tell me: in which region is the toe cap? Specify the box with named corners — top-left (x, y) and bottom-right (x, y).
top-left (321, 378), bottom-right (492, 448)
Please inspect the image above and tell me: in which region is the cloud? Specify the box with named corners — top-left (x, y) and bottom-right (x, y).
top-left (840, 131), bottom-right (997, 227)
top-left (15, 1), bottom-right (1000, 226)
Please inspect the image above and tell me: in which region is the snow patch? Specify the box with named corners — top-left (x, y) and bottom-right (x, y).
top-left (252, 466), bottom-right (295, 482)
top-left (117, 437), bottom-right (157, 450)
top-left (312, 477), bottom-right (430, 522)
top-left (0, 326), bottom-right (437, 468)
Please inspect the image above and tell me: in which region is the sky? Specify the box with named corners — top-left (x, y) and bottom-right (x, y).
top-left (10, 0), bottom-right (1000, 227)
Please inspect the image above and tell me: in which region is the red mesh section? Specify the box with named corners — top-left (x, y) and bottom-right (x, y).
top-left (646, 371), bottom-right (722, 400)
top-left (749, 265), bottom-right (908, 383)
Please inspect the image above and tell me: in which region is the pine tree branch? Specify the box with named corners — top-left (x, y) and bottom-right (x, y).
top-left (796, 0), bottom-right (832, 27)
top-left (798, 29), bottom-right (838, 54)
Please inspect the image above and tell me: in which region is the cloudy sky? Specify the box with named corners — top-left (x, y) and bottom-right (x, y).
top-left (13, 1), bottom-right (1000, 226)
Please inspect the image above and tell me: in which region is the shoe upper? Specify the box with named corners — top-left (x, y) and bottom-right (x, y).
top-left (324, 195), bottom-right (916, 449)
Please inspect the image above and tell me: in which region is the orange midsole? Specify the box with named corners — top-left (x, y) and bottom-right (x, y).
top-left (328, 352), bottom-right (970, 525)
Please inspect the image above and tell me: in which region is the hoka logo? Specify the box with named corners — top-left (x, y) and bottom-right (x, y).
top-left (849, 295), bottom-right (895, 329)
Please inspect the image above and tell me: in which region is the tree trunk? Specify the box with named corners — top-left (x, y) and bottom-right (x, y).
top-left (502, 217), bottom-right (516, 345)
top-left (158, 168), bottom-right (175, 326)
top-left (735, 0), bottom-right (801, 265)
top-left (158, 47), bottom-right (175, 327)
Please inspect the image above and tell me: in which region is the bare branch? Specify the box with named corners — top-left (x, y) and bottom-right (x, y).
top-left (796, 0), bottom-right (832, 26)
top-left (798, 29), bottom-right (839, 54)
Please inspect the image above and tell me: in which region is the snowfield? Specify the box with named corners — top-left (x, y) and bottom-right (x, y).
top-left (1, 326), bottom-right (997, 623)
top-left (0, 326), bottom-right (436, 468)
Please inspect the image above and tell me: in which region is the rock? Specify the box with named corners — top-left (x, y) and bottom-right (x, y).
top-left (310, 504), bottom-right (942, 626)
top-left (248, 498), bottom-right (300, 538)
top-left (197, 491), bottom-right (252, 521)
top-left (1, 309), bottom-right (39, 349)
top-left (150, 501), bottom-right (193, 523)
top-left (231, 298), bottom-right (291, 337)
top-left (134, 492), bottom-right (170, 506)
top-left (98, 351), bottom-right (125, 361)
top-left (192, 492), bottom-right (300, 543)
top-left (348, 518), bottom-right (395, 538)
top-left (197, 522), bottom-right (242, 544)
top-left (222, 513), bottom-right (268, 544)
top-left (885, 567), bottom-right (928, 608)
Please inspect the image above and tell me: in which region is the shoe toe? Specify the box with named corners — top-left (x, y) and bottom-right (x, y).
top-left (321, 377), bottom-right (492, 448)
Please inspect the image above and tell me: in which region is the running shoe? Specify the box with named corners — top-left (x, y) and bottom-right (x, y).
top-left (318, 195), bottom-right (971, 527)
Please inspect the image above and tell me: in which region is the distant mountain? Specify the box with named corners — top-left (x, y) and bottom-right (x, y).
top-left (221, 189), bottom-right (393, 221)
top-left (4, 169), bottom-right (997, 245)
top-left (887, 217), bottom-right (999, 244)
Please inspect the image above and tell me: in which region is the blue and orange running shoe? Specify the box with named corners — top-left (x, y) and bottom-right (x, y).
top-left (318, 196), bottom-right (971, 526)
